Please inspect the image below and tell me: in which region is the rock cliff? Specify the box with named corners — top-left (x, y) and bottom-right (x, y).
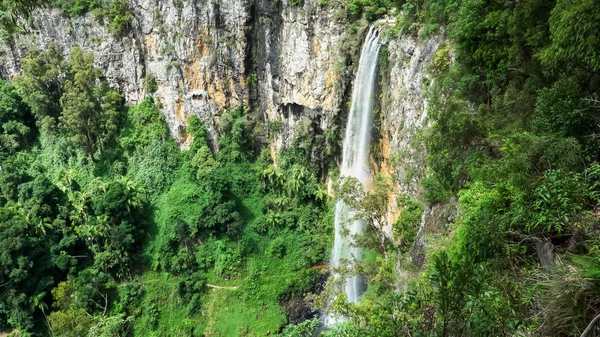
top-left (1, 0), bottom-right (252, 147)
top-left (0, 0), bottom-right (359, 150)
top-left (377, 30), bottom-right (442, 267)
top-left (0, 0), bottom-right (442, 247)
top-left (379, 31), bottom-right (441, 229)
top-left (253, 0), bottom-right (353, 151)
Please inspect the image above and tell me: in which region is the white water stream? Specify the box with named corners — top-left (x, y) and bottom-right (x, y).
top-left (330, 26), bottom-right (384, 308)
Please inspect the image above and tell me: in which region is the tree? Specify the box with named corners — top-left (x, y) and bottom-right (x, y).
top-left (0, 0), bottom-right (45, 41)
top-left (538, 0), bottom-right (600, 72)
top-left (392, 195), bottom-right (423, 251)
top-left (3, 0), bottom-right (43, 22)
top-left (336, 175), bottom-right (392, 258)
top-left (119, 96), bottom-right (170, 152)
top-left (59, 47), bottom-right (123, 160)
top-left (189, 115), bottom-right (218, 181)
top-left (0, 203), bottom-right (57, 334)
top-left (104, 0), bottom-right (132, 37)
top-left (0, 79), bottom-right (32, 130)
top-left (79, 178), bottom-right (146, 277)
top-left (13, 43), bottom-right (64, 119)
top-left (48, 308), bottom-right (95, 337)
top-left (87, 314), bottom-right (133, 337)
top-left (143, 74), bottom-right (158, 93)
top-left (217, 105), bottom-right (255, 162)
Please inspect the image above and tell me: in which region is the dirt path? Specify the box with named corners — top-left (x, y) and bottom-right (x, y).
top-left (206, 284), bottom-right (238, 290)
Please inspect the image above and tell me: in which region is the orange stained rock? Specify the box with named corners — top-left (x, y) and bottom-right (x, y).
top-left (325, 71), bottom-right (339, 87)
top-left (381, 130), bottom-right (400, 225)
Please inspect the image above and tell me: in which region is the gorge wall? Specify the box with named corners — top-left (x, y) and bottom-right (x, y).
top-left (0, 0), bottom-right (356, 150)
top-left (379, 32), bottom-right (441, 238)
top-left (0, 0), bottom-right (251, 147)
top-left (0, 0), bottom-right (441, 246)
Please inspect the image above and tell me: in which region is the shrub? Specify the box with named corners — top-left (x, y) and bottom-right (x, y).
top-left (106, 0), bottom-right (132, 37)
top-left (393, 195), bottom-right (423, 250)
top-left (531, 169), bottom-right (586, 234)
top-left (268, 236), bottom-right (286, 259)
top-left (144, 74), bottom-right (158, 93)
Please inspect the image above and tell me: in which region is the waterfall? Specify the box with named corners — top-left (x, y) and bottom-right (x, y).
top-left (330, 26), bottom-right (384, 310)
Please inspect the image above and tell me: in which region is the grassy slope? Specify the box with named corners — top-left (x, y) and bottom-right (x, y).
top-left (131, 174), bottom-right (328, 336)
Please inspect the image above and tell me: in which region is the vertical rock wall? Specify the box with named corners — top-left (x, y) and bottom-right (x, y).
top-left (0, 0), bottom-right (251, 147)
top-left (378, 31), bottom-right (442, 240)
top-left (0, 0), bottom-right (358, 150)
top-left (253, 0), bottom-right (352, 151)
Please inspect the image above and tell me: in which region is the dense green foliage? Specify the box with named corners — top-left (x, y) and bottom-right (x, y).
top-left (48, 0), bottom-right (132, 36)
top-left (49, 0), bottom-right (132, 36)
top-left (319, 0), bottom-right (600, 336)
top-left (0, 44), bottom-right (331, 336)
top-left (3, 0), bottom-right (600, 336)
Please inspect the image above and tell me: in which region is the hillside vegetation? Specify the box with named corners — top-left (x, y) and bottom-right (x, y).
top-left (0, 44), bottom-right (331, 336)
top-left (322, 0), bottom-right (600, 336)
top-left (0, 0), bottom-right (600, 336)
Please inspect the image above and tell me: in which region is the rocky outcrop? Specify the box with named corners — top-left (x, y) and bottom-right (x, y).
top-left (376, 30), bottom-right (442, 236)
top-left (381, 31), bottom-right (441, 197)
top-left (253, 0), bottom-right (353, 151)
top-left (0, 0), bottom-right (441, 163)
top-left (0, 0), bottom-right (252, 147)
top-left (0, 0), bottom-right (357, 150)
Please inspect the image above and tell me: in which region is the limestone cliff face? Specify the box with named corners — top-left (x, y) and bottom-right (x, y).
top-left (0, 0), bottom-right (356, 150)
top-left (253, 0), bottom-right (352, 151)
top-left (377, 30), bottom-right (443, 267)
top-left (0, 0), bottom-right (440, 157)
top-left (379, 31), bottom-right (441, 223)
top-left (382, 32), bottom-right (441, 194)
top-left (0, 0), bottom-right (251, 147)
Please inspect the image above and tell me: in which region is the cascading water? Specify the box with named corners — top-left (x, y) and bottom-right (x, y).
top-left (329, 26), bottom-right (384, 312)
